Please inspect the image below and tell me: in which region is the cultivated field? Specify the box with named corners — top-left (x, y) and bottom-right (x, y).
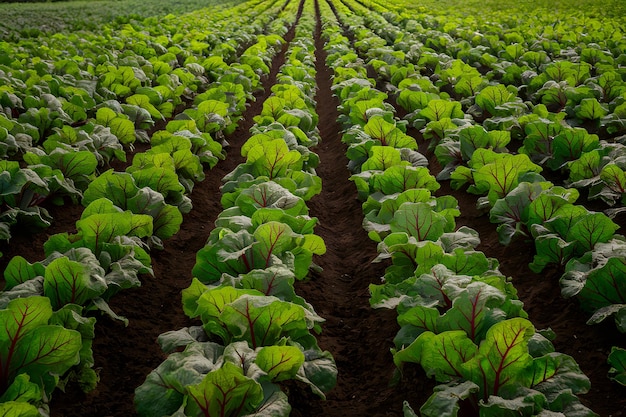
top-left (0, 0), bottom-right (625, 416)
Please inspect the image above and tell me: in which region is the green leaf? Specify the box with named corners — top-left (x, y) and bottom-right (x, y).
top-left (82, 169), bottom-right (138, 209)
top-left (422, 118), bottom-right (458, 142)
top-left (50, 303), bottom-right (98, 392)
top-left (130, 166), bottom-right (185, 201)
top-left (543, 204), bottom-right (589, 239)
top-left (135, 341), bottom-right (225, 417)
top-left (363, 115), bottom-right (418, 149)
top-left (229, 181), bottom-right (308, 217)
top-left (568, 149), bottom-right (604, 184)
top-left (419, 380), bottom-right (479, 417)
top-left (562, 252), bottom-right (626, 310)
top-left (587, 304), bottom-right (626, 331)
top-left (253, 221), bottom-right (298, 266)
top-left (450, 165), bottom-right (474, 190)
top-left (490, 182), bottom-right (544, 244)
top-left (475, 84), bottom-right (520, 116)
top-left (397, 90), bottom-right (438, 113)
top-left (472, 151), bottom-right (543, 206)
top-left (462, 67), bottom-right (490, 91)
top-left (442, 249), bottom-right (494, 276)
top-left (458, 125), bottom-right (509, 161)
top-left (599, 164), bottom-right (626, 205)
top-left (0, 296), bottom-right (82, 396)
top-left (192, 230), bottom-right (260, 284)
top-left (530, 352), bottom-right (591, 399)
top-left (371, 166), bottom-right (440, 195)
top-left (43, 256), bottom-right (107, 309)
top-left (462, 318), bottom-right (535, 398)
top-left (191, 99), bottom-right (230, 133)
top-left (61, 95), bottom-right (89, 123)
top-left (529, 229), bottom-right (576, 272)
top-left (566, 212), bottom-right (619, 253)
top-left (0, 401), bottom-right (40, 416)
top-left (127, 188), bottom-right (182, 240)
top-left (442, 282), bottom-right (510, 342)
top-left (220, 265), bottom-right (298, 302)
top-left (185, 362), bottom-right (264, 417)
top-left (295, 347), bottom-right (337, 398)
top-left (608, 347), bottom-right (626, 386)
top-left (0, 373), bottom-right (41, 405)
top-left (575, 98), bottom-right (608, 120)
top-left (390, 202), bottom-right (448, 242)
top-left (361, 146), bottom-right (404, 171)
top-left (528, 192), bottom-right (571, 227)
top-left (396, 330), bottom-right (478, 382)
top-left (396, 305), bottom-right (440, 340)
top-left (220, 295), bottom-right (311, 348)
top-left (3, 256), bottom-right (45, 290)
top-left (76, 207), bottom-right (153, 254)
top-left (248, 139), bottom-right (302, 179)
top-left (419, 99), bottom-right (464, 121)
top-left (549, 128), bottom-right (599, 171)
top-left (255, 345), bottom-right (305, 382)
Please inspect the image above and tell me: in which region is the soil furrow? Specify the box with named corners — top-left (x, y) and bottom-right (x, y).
top-left (284, 3), bottom-right (433, 415)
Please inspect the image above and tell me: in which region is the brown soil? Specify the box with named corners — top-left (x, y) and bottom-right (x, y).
top-left (1, 4), bottom-right (625, 417)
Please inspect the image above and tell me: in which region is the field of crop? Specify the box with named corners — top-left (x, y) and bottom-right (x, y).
top-left (0, 0), bottom-right (625, 416)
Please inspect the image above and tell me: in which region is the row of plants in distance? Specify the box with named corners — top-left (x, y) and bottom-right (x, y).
top-left (321, 0), bottom-right (600, 415)
top-left (0, 0), bottom-right (292, 415)
top-left (0, 0), bottom-right (249, 39)
top-left (338, 0), bottom-right (626, 382)
top-left (133, 1), bottom-right (338, 416)
top-left (0, 0), bottom-right (290, 257)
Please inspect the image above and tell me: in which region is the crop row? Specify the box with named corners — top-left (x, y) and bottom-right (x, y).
top-left (0, 0), bottom-right (293, 255)
top-left (0, 0), bottom-right (298, 414)
top-left (348, 0), bottom-right (626, 378)
top-left (319, 0), bottom-right (606, 415)
top-left (133, 0), bottom-right (338, 416)
top-left (0, 0), bottom-right (251, 39)
top-left (332, 0), bottom-right (626, 392)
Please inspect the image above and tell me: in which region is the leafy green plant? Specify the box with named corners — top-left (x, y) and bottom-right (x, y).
top-left (82, 170), bottom-right (185, 244)
top-left (220, 181), bottom-right (310, 218)
top-left (221, 138), bottom-right (322, 201)
top-left (435, 125), bottom-right (511, 180)
top-left (530, 206), bottom-right (619, 273)
top-left (36, 200), bottom-right (153, 312)
top-left (23, 149), bottom-right (99, 192)
top-left (0, 160), bottom-right (81, 242)
top-left (182, 285), bottom-right (323, 349)
top-left (608, 347), bottom-right (626, 386)
top-left (0, 297), bottom-right (82, 405)
top-left (95, 107), bottom-right (136, 145)
top-left (591, 163), bottom-right (626, 206)
top-left (451, 148), bottom-right (543, 207)
top-left (369, 230), bottom-right (499, 309)
top-left (397, 318), bottom-right (595, 417)
top-left (472, 84), bottom-right (526, 118)
top-left (362, 189), bottom-right (459, 242)
top-left (560, 238), bottom-right (626, 330)
top-left (351, 164), bottom-right (439, 202)
top-left (43, 122), bottom-right (126, 165)
top-left (192, 219), bottom-right (325, 283)
top-left (490, 181), bottom-right (580, 245)
top-left (362, 115), bottom-right (418, 150)
top-left (135, 336), bottom-right (335, 417)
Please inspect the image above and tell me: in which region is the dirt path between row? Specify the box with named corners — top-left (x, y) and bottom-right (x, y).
top-left (283, 3), bottom-right (434, 416)
top-left (2, 0), bottom-right (625, 415)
